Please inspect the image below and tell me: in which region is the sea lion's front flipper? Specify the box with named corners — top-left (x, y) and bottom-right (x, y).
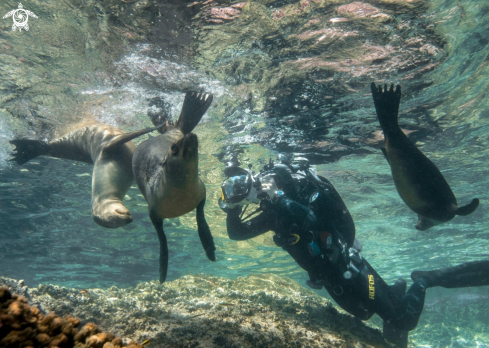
top-left (150, 214), bottom-right (169, 283)
top-left (370, 82), bottom-right (402, 133)
top-left (196, 198), bottom-right (216, 262)
top-left (415, 214), bottom-right (435, 231)
top-left (105, 124), bottom-right (165, 150)
top-left (453, 198), bottom-right (480, 216)
top-left (380, 147), bottom-right (389, 163)
top-left (9, 138), bottom-right (50, 165)
top-left (176, 92), bottom-right (213, 134)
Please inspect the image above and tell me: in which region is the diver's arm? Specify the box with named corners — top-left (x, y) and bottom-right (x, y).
top-left (274, 196), bottom-right (317, 231)
top-left (226, 206), bottom-right (275, 240)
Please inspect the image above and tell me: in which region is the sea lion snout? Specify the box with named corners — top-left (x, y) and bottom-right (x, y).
top-left (183, 133), bottom-right (198, 155)
top-left (92, 202), bottom-right (133, 229)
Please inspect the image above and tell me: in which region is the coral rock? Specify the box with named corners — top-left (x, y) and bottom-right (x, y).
top-left (0, 287), bottom-right (142, 348)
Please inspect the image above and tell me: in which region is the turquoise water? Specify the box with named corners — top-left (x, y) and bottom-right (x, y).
top-left (1, 0), bottom-right (489, 346)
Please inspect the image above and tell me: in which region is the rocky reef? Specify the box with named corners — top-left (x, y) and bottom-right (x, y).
top-left (0, 285), bottom-right (143, 348)
top-left (0, 275), bottom-right (392, 347)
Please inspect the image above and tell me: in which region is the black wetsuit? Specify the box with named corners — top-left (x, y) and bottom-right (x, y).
top-left (225, 169), bottom-right (430, 332)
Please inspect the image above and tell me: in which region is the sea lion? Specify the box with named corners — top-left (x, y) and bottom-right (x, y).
top-left (132, 91), bottom-right (215, 282)
top-left (10, 124), bottom-right (160, 228)
top-left (370, 83), bottom-right (479, 230)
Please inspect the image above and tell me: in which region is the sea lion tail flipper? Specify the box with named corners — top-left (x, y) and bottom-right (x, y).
top-left (453, 198), bottom-right (480, 216)
top-left (196, 198), bottom-right (216, 261)
top-left (370, 82), bottom-right (402, 132)
top-left (9, 138), bottom-right (50, 165)
top-left (176, 92), bottom-right (213, 134)
top-left (105, 125), bottom-right (164, 150)
top-left (150, 214), bottom-right (169, 283)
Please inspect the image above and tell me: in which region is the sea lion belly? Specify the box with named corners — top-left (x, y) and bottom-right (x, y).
top-left (385, 140), bottom-right (427, 212)
top-left (155, 183), bottom-right (205, 219)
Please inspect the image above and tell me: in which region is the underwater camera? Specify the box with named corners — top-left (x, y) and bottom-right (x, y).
top-left (219, 155), bottom-right (315, 210)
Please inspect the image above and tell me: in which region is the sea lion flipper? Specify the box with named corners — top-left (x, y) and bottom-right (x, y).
top-left (176, 92), bottom-right (213, 134)
top-left (454, 198), bottom-right (480, 216)
top-left (151, 214), bottom-right (169, 283)
top-left (370, 82), bottom-right (402, 133)
top-left (196, 198), bottom-right (216, 262)
top-left (380, 147), bottom-right (389, 163)
top-left (105, 125), bottom-right (163, 150)
top-left (9, 138), bottom-right (50, 165)
top-left (415, 214), bottom-right (434, 231)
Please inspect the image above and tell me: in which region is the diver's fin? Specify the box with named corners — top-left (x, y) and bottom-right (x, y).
top-left (383, 320), bottom-right (408, 348)
top-left (453, 198), bottom-right (479, 216)
top-left (380, 147), bottom-right (389, 163)
top-left (176, 92), bottom-right (213, 134)
top-left (105, 123), bottom-right (164, 150)
top-left (150, 213), bottom-right (169, 283)
top-left (411, 260), bottom-right (489, 289)
top-left (9, 138), bottom-right (50, 165)
top-left (196, 198), bottom-right (216, 262)
top-left (370, 83), bottom-right (402, 133)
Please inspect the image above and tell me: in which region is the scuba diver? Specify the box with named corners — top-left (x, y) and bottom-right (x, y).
top-left (218, 156), bottom-right (489, 348)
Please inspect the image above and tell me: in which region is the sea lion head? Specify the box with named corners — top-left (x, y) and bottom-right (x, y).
top-left (164, 133), bottom-right (199, 186)
top-left (92, 200), bottom-right (133, 229)
top-left (171, 132), bottom-right (198, 159)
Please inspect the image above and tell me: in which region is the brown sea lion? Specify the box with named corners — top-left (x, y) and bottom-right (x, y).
top-left (132, 92), bottom-right (215, 282)
top-left (10, 124), bottom-right (160, 228)
top-left (370, 83), bottom-right (479, 230)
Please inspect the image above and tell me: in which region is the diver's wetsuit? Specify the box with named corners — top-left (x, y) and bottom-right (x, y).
top-left (227, 198), bottom-right (427, 331)
top-left (224, 169), bottom-right (489, 332)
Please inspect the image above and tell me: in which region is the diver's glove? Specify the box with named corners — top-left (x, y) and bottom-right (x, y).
top-left (218, 197), bottom-right (239, 213)
top-left (273, 223), bottom-right (302, 248)
top-left (258, 191), bottom-right (287, 213)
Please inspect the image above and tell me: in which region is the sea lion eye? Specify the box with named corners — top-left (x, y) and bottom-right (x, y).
top-left (171, 144), bottom-right (178, 154)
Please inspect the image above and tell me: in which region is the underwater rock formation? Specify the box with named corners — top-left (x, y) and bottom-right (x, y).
top-left (0, 275), bottom-right (392, 347)
top-left (189, 0), bottom-right (446, 160)
top-left (0, 286), bottom-right (143, 348)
